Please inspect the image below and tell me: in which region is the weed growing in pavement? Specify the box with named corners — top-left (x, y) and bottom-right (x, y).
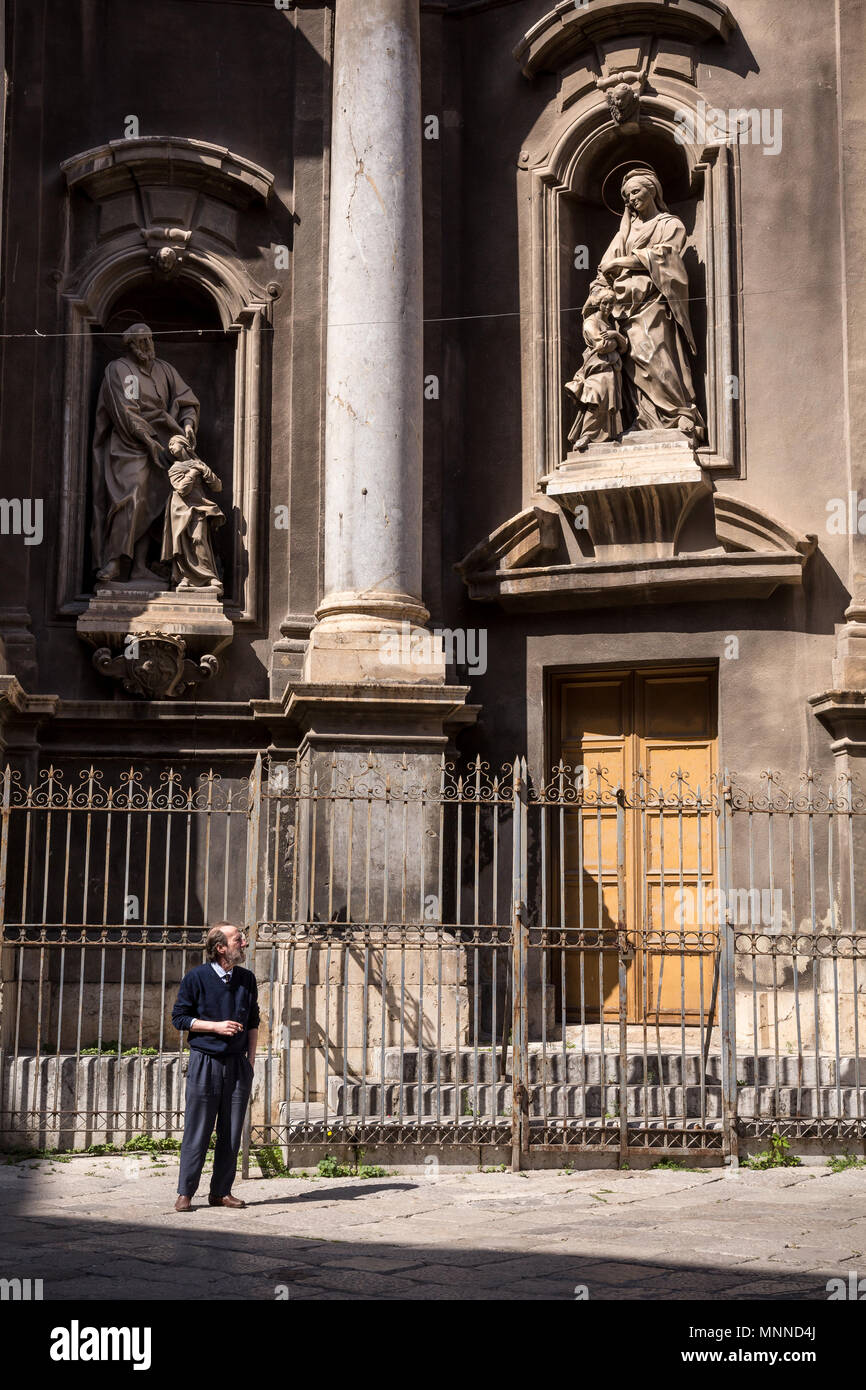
top-left (316, 1151), bottom-right (391, 1179)
top-left (743, 1133), bottom-right (802, 1170)
top-left (827, 1152), bottom-right (866, 1173)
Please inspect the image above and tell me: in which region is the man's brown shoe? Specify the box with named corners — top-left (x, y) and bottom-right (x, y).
top-left (209, 1193), bottom-right (246, 1209)
top-left (175, 1195), bottom-right (193, 1212)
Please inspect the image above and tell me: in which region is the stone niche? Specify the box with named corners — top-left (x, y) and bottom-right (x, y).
top-left (513, 0), bottom-right (743, 493)
top-left (56, 137), bottom-right (276, 697)
top-left (457, 0), bottom-right (786, 614)
top-left (457, 2), bottom-right (823, 610)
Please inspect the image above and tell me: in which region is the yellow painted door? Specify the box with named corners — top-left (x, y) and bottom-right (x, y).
top-left (555, 668), bottom-right (717, 1024)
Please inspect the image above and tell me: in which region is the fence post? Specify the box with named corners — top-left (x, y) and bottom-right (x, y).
top-left (511, 757), bottom-right (528, 1171)
top-left (242, 753), bottom-right (263, 1181)
top-left (616, 788), bottom-right (629, 1165)
top-left (719, 769), bottom-right (739, 1167)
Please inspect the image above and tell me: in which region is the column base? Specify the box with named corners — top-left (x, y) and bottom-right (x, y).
top-left (831, 607), bottom-right (866, 689)
top-left (303, 593), bottom-right (445, 686)
top-left (254, 680), bottom-right (478, 754)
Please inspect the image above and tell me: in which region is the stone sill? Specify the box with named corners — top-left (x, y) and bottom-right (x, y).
top-left (464, 550), bottom-right (807, 611)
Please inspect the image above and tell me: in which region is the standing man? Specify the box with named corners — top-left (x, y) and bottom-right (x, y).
top-left (172, 922), bottom-right (259, 1212)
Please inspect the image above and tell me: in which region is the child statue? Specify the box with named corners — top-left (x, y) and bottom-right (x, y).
top-left (160, 434), bottom-right (225, 595)
top-left (564, 284), bottom-right (628, 451)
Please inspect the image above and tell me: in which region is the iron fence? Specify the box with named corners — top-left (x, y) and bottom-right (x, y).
top-left (1, 756), bottom-right (865, 1164)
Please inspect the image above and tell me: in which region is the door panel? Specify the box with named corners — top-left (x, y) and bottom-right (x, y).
top-left (553, 667), bottom-right (717, 1024)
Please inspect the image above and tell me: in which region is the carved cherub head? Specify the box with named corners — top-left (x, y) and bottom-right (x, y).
top-left (607, 82), bottom-right (639, 125)
top-left (155, 246), bottom-right (179, 276)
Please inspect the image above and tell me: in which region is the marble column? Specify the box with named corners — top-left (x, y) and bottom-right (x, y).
top-left (303, 0), bottom-right (444, 685)
top-left (811, 0), bottom-right (866, 761)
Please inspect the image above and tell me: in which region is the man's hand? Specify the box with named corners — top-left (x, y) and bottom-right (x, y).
top-left (190, 1019), bottom-right (243, 1037)
top-left (213, 1019), bottom-right (243, 1037)
top-left (184, 423), bottom-right (196, 449)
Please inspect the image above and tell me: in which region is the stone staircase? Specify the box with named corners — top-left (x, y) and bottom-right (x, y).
top-left (322, 1047), bottom-right (866, 1122)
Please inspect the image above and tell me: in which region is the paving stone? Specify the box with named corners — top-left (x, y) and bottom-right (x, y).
top-left (4, 1158), bottom-right (866, 1300)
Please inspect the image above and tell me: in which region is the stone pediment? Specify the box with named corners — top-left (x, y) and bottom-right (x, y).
top-left (456, 481), bottom-right (816, 612)
top-left (61, 136), bottom-right (274, 208)
top-left (514, 0), bottom-right (736, 78)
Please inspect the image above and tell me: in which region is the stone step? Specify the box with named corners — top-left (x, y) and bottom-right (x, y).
top-left (325, 1078), bottom-right (866, 1121)
top-left (355, 1047), bottom-right (862, 1087)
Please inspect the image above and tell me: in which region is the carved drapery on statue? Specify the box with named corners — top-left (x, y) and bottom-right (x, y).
top-left (90, 324), bottom-right (200, 584)
top-left (161, 436), bottom-right (225, 594)
top-left (566, 168), bottom-right (705, 449)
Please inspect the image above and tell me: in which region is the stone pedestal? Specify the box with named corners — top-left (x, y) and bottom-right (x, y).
top-left (77, 586), bottom-right (233, 699)
top-left (542, 430), bottom-right (711, 563)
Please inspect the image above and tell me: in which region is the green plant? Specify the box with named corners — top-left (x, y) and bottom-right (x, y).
top-left (316, 1152), bottom-right (389, 1179)
top-left (828, 1152), bottom-right (866, 1173)
top-left (651, 1158), bottom-right (690, 1171)
top-left (356, 1163), bottom-right (389, 1179)
top-left (123, 1134), bottom-right (181, 1155)
top-left (481, 1163), bottom-right (507, 1173)
top-left (257, 1144), bottom-right (290, 1178)
top-left (743, 1133), bottom-right (802, 1170)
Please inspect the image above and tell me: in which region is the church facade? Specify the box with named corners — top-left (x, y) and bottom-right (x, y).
top-left (1, 0), bottom-right (865, 1162)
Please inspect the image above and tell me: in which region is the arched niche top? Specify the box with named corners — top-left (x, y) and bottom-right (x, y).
top-left (514, 0), bottom-right (736, 78)
top-left (61, 136), bottom-right (274, 208)
top-left (545, 98), bottom-right (703, 202)
top-left (70, 250), bottom-right (270, 332)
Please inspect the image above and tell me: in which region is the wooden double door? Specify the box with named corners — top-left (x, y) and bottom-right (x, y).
top-left (552, 667), bottom-right (718, 1025)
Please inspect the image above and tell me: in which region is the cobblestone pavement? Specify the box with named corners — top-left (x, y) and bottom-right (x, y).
top-left (2, 1157), bottom-right (865, 1300)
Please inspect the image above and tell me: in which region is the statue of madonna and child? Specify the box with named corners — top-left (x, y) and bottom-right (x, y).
top-left (565, 167), bottom-right (706, 453)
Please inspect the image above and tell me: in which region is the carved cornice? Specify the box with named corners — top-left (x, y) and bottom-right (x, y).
top-left (61, 137), bottom-right (274, 208)
top-left (514, 0), bottom-right (736, 77)
top-left (454, 501), bottom-right (563, 579)
top-left (714, 495), bottom-right (818, 558)
top-left (809, 691), bottom-right (866, 758)
top-left (0, 676), bottom-right (60, 743)
top-left (458, 489), bottom-right (815, 612)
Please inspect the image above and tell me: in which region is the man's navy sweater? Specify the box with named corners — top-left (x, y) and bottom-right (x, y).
top-left (172, 963), bottom-right (261, 1057)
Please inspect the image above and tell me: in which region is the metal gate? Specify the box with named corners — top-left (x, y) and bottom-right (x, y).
top-left (2, 757), bottom-right (865, 1164)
